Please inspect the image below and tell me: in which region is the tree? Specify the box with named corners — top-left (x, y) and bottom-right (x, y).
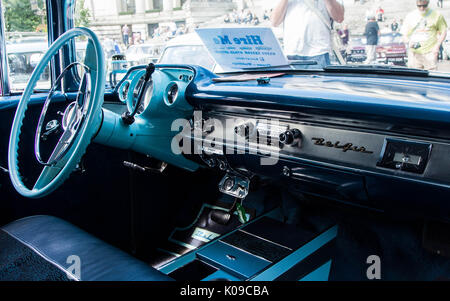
top-left (4, 0), bottom-right (46, 32)
top-left (75, 0), bottom-right (91, 27)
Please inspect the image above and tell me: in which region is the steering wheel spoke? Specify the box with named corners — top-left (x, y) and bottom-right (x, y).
top-left (47, 127), bottom-right (77, 164)
top-left (33, 109), bottom-right (85, 192)
top-left (33, 165), bottom-right (63, 191)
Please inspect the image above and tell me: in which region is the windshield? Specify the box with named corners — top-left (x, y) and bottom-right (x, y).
top-left (159, 45), bottom-right (216, 70)
top-left (70, 0), bottom-right (450, 81)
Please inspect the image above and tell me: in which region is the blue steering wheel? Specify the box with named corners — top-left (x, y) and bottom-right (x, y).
top-left (8, 27), bottom-right (105, 198)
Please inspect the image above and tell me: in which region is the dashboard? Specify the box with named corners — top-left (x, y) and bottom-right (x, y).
top-left (113, 65), bottom-right (450, 221)
top-left (193, 111), bottom-right (449, 184)
top-left (186, 109), bottom-right (450, 214)
top-left (98, 65), bottom-right (199, 172)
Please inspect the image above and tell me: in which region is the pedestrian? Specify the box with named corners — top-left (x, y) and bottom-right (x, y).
top-left (122, 24), bottom-right (130, 47)
top-left (391, 19), bottom-right (399, 32)
top-left (271, 0), bottom-right (345, 68)
top-left (402, 0), bottom-right (447, 70)
top-left (437, 0), bottom-right (443, 8)
top-left (364, 15), bottom-right (380, 64)
top-left (376, 6), bottom-right (384, 22)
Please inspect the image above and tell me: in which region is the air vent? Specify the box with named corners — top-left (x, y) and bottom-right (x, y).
top-left (167, 83), bottom-right (178, 105)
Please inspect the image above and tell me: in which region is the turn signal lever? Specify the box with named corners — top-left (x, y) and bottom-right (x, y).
top-left (121, 63), bottom-right (155, 125)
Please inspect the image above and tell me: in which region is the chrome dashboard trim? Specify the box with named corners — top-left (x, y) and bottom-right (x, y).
top-left (188, 111), bottom-right (450, 188)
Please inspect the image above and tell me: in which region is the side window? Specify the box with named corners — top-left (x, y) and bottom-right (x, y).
top-left (2, 0), bottom-right (50, 92)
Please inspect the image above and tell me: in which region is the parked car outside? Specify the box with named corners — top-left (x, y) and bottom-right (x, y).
top-left (376, 32), bottom-right (407, 66)
top-left (346, 36), bottom-right (367, 63)
top-left (158, 32), bottom-right (221, 72)
top-left (6, 33), bottom-right (47, 45)
top-left (6, 41), bottom-right (50, 91)
top-left (125, 43), bottom-right (165, 66)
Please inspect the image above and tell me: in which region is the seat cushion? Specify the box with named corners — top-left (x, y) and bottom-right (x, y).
top-left (0, 215), bottom-right (173, 281)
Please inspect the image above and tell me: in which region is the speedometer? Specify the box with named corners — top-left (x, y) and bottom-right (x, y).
top-left (132, 76), bottom-right (145, 113)
top-left (130, 74), bottom-right (153, 115)
top-left (140, 80), bottom-right (153, 114)
top-left (135, 79), bottom-right (153, 114)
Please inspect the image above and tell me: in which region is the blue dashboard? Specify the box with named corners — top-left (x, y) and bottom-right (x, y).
top-left (96, 66), bottom-right (199, 172)
top-left (111, 65), bottom-right (450, 222)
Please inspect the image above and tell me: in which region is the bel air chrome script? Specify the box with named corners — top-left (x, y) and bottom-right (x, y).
top-left (312, 138), bottom-right (374, 154)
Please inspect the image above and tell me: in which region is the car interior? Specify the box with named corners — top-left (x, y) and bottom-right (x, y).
top-left (1, 0), bottom-right (450, 282)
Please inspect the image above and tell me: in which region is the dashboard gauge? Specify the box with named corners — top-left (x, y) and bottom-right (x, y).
top-left (119, 68), bottom-right (193, 115)
top-left (132, 76), bottom-right (145, 111)
top-left (132, 76), bottom-right (153, 115)
top-left (119, 81), bottom-right (130, 103)
top-left (140, 80), bottom-right (154, 113)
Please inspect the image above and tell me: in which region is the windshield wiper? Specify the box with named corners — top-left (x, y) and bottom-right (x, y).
top-left (289, 60), bottom-right (319, 67)
top-left (224, 61), bottom-right (428, 75)
top-left (323, 65), bottom-right (429, 77)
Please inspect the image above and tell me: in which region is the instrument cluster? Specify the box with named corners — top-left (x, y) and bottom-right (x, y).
top-left (116, 65), bottom-right (194, 117)
top-left (118, 69), bottom-right (153, 114)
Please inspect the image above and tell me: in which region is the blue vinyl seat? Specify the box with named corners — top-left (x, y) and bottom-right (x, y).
top-left (0, 215), bottom-right (173, 281)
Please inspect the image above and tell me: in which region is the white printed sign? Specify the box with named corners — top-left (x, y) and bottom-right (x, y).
top-left (195, 27), bottom-right (288, 72)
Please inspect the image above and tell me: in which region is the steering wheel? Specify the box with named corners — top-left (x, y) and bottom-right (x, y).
top-left (8, 27), bottom-right (105, 198)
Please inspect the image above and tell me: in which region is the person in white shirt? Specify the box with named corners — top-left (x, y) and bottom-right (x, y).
top-left (271, 0), bottom-right (345, 68)
top-left (122, 24), bottom-right (130, 47)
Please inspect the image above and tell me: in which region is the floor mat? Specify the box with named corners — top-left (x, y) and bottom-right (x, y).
top-left (277, 199), bottom-right (450, 281)
top-left (150, 199), bottom-right (256, 269)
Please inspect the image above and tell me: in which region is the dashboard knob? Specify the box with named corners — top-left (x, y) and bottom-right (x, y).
top-left (279, 129), bottom-right (301, 146)
top-left (223, 177), bottom-right (235, 191)
top-left (234, 122), bottom-right (255, 138)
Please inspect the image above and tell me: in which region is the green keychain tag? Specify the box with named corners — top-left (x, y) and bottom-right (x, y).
top-left (236, 202), bottom-right (249, 224)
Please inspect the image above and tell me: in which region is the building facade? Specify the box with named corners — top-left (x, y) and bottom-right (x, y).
top-left (84, 0), bottom-right (241, 42)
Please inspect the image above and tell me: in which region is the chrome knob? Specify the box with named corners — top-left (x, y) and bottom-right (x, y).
top-left (279, 129), bottom-right (301, 146)
top-left (234, 122), bottom-right (255, 138)
top-left (223, 177), bottom-right (235, 191)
